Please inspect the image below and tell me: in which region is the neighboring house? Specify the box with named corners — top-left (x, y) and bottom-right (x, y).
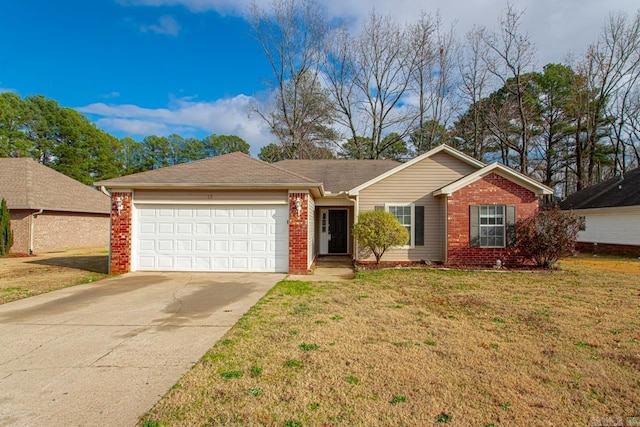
top-left (95, 145), bottom-right (553, 274)
top-left (0, 158), bottom-right (111, 254)
top-left (559, 167), bottom-right (640, 255)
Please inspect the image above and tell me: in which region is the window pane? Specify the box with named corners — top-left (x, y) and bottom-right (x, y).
top-left (388, 205), bottom-right (412, 245)
top-left (477, 205), bottom-right (506, 247)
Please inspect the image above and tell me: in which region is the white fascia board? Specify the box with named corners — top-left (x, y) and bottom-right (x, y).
top-left (433, 163), bottom-right (554, 196)
top-left (348, 144), bottom-right (485, 195)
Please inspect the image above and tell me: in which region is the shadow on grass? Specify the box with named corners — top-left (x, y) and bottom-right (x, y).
top-left (28, 256), bottom-right (109, 274)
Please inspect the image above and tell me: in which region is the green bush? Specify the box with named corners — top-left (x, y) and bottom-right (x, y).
top-left (0, 198), bottom-right (13, 256)
top-left (352, 210), bottom-right (409, 264)
top-left (516, 207), bottom-right (583, 268)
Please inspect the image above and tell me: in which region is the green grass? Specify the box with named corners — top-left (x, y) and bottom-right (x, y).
top-left (139, 257), bottom-right (640, 426)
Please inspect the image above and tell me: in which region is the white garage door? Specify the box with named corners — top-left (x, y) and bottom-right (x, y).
top-left (134, 205), bottom-right (289, 272)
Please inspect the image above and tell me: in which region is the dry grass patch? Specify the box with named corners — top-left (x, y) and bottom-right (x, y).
top-left (140, 257), bottom-right (640, 426)
top-left (0, 247), bottom-right (109, 304)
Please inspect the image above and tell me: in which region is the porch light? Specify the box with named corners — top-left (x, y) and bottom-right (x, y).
top-left (115, 197), bottom-right (124, 216)
top-left (294, 198), bottom-right (302, 217)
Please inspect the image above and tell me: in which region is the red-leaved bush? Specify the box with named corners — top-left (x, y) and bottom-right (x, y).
top-left (515, 208), bottom-right (583, 268)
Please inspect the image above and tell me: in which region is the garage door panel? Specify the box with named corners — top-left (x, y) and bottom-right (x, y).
top-left (158, 223), bottom-right (174, 234)
top-left (157, 240), bottom-right (173, 251)
top-left (232, 223), bottom-right (248, 235)
top-left (195, 257), bottom-right (211, 269)
top-left (157, 257), bottom-right (174, 269)
top-left (138, 256), bottom-right (155, 268)
top-left (214, 224), bottom-right (229, 234)
top-left (135, 204), bottom-right (288, 272)
top-left (195, 240), bottom-right (211, 251)
top-left (195, 223), bottom-right (211, 234)
top-left (176, 223), bottom-right (192, 234)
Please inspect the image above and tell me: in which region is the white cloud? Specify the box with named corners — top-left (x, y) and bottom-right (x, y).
top-left (102, 91), bottom-right (121, 99)
top-left (140, 15), bottom-right (181, 36)
top-left (78, 94), bottom-right (273, 155)
top-left (0, 87), bottom-right (16, 94)
top-left (121, 0), bottom-right (639, 65)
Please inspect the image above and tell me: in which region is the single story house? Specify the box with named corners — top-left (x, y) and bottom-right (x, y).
top-left (95, 145), bottom-right (553, 274)
top-left (0, 158), bottom-right (111, 254)
top-left (560, 166), bottom-right (640, 255)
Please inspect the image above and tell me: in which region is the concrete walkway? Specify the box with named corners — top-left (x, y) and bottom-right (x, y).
top-left (288, 256), bottom-right (356, 281)
top-left (0, 272), bottom-right (284, 427)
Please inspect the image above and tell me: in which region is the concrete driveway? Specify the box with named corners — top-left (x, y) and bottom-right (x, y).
top-left (0, 272), bottom-right (284, 427)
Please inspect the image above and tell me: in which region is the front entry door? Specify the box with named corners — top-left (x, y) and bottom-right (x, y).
top-left (328, 210), bottom-right (348, 254)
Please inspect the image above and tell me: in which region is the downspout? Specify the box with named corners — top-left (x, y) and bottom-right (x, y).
top-left (30, 209), bottom-right (44, 255)
top-left (100, 186), bottom-right (112, 274)
top-left (443, 196), bottom-right (448, 264)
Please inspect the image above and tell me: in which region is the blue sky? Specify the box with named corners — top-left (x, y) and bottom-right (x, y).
top-left (1, 0), bottom-right (638, 155)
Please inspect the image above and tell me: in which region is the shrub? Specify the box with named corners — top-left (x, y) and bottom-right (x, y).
top-left (0, 198), bottom-right (13, 256)
top-left (352, 210), bottom-right (409, 264)
top-left (516, 207), bottom-right (583, 268)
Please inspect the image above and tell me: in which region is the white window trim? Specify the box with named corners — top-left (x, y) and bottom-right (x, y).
top-left (478, 205), bottom-right (506, 248)
top-left (385, 203), bottom-right (415, 249)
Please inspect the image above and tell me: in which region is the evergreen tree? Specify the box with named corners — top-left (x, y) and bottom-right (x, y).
top-left (0, 198), bottom-right (13, 256)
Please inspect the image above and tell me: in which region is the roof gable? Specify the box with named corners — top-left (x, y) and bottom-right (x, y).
top-left (274, 159), bottom-right (400, 193)
top-left (95, 152), bottom-right (323, 191)
top-left (348, 145), bottom-right (486, 195)
top-left (433, 162), bottom-right (554, 196)
top-left (0, 158), bottom-right (110, 214)
top-left (559, 167), bottom-right (640, 209)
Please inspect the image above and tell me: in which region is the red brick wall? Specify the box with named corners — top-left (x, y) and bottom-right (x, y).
top-left (447, 173), bottom-right (539, 266)
top-left (110, 192), bottom-right (132, 274)
top-left (289, 192), bottom-right (310, 274)
top-left (9, 210), bottom-right (32, 254)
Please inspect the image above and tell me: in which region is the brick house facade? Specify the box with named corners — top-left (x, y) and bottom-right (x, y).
top-left (97, 146), bottom-right (553, 274)
top-left (1, 158), bottom-right (110, 255)
top-left (446, 173), bottom-right (538, 265)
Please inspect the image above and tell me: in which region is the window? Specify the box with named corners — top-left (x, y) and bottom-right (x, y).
top-left (579, 216), bottom-right (586, 231)
top-left (387, 204), bottom-right (413, 246)
top-left (479, 205), bottom-right (505, 247)
top-left (470, 205), bottom-right (515, 248)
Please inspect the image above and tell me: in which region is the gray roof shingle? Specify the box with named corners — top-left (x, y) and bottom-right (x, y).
top-left (559, 167), bottom-right (640, 209)
top-left (95, 152), bottom-right (321, 188)
top-left (0, 158), bottom-right (110, 214)
top-left (274, 159), bottom-right (401, 193)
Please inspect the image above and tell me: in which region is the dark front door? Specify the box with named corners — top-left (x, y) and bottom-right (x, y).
top-left (328, 210), bottom-right (348, 254)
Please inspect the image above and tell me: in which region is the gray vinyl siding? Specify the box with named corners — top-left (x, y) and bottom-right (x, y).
top-left (358, 152), bottom-right (478, 262)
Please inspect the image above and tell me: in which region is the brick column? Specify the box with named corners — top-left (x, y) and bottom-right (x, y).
top-left (288, 192), bottom-right (310, 274)
top-left (110, 192), bottom-right (132, 274)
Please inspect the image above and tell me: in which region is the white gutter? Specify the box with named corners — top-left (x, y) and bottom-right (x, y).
top-left (100, 186), bottom-right (111, 197)
top-left (30, 209), bottom-right (44, 255)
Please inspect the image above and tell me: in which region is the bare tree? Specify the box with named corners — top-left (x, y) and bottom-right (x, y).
top-left (482, 4), bottom-right (537, 173)
top-left (324, 11), bottom-right (419, 159)
top-left (250, 0), bottom-right (337, 159)
top-left (455, 25), bottom-right (496, 160)
top-left (573, 11), bottom-right (640, 188)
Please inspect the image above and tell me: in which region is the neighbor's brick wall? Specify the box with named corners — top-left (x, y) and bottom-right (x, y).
top-left (9, 210), bottom-right (32, 254)
top-left (110, 192), bottom-right (133, 274)
top-left (447, 173), bottom-right (539, 266)
top-left (289, 192), bottom-right (310, 274)
top-left (32, 211), bottom-right (109, 253)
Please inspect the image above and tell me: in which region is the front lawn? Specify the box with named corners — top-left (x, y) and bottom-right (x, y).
top-left (141, 257), bottom-right (640, 426)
